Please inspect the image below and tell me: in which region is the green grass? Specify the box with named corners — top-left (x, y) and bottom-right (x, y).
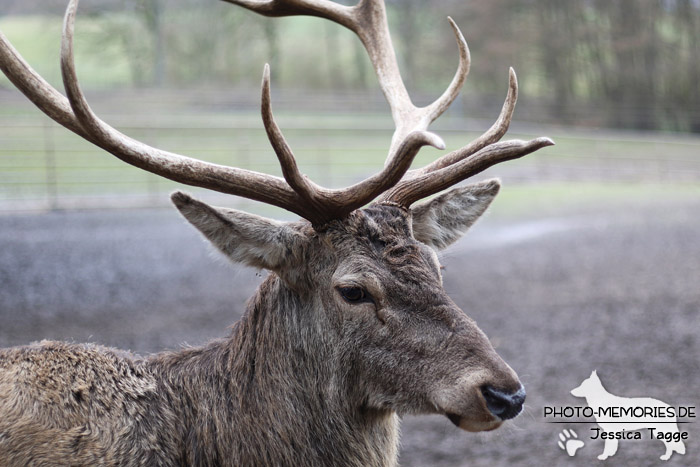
top-left (2, 101), bottom-right (699, 215)
top-left (0, 16), bottom-right (133, 90)
top-left (2, 13), bottom-right (699, 213)
top-left (2, 91), bottom-right (700, 213)
top-left (491, 181), bottom-right (700, 219)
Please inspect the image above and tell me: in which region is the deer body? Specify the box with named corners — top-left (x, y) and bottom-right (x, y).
top-left (0, 281), bottom-right (396, 466)
top-left (1, 203), bottom-right (518, 466)
top-left (0, 313), bottom-right (394, 466)
top-left (0, 0), bottom-right (553, 463)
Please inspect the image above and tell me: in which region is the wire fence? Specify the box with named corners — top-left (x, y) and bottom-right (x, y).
top-left (2, 99), bottom-right (700, 214)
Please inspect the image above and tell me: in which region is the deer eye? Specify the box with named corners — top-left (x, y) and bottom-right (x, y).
top-left (337, 286), bottom-right (372, 304)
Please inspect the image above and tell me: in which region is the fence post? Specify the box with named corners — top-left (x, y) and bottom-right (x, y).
top-left (43, 121), bottom-right (58, 210)
top-left (147, 129), bottom-right (159, 205)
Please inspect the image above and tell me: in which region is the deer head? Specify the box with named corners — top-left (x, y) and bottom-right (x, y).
top-left (0, 0), bottom-right (551, 433)
top-left (172, 179), bottom-right (525, 431)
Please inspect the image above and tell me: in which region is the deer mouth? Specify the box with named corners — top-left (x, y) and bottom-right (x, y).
top-left (445, 412), bottom-right (503, 432)
top-left (443, 384), bottom-right (525, 432)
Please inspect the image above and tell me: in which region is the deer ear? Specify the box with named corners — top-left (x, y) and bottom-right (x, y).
top-left (171, 192), bottom-right (306, 272)
top-left (410, 179), bottom-right (500, 250)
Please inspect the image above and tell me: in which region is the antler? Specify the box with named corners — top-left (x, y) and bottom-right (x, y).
top-left (0, 1), bottom-right (312, 219)
top-left (379, 68), bottom-right (555, 206)
top-left (0, 0), bottom-right (553, 227)
top-left (225, 0), bottom-right (469, 158)
top-left (228, 0), bottom-right (554, 207)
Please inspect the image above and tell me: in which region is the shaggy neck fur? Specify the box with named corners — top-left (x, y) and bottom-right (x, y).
top-left (149, 274), bottom-right (399, 466)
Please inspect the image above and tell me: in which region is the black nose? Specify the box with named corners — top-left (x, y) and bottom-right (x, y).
top-left (480, 385), bottom-right (526, 420)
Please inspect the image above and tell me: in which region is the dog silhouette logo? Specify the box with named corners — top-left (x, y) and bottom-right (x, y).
top-left (571, 370), bottom-right (686, 461)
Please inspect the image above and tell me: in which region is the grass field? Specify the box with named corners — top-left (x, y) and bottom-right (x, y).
top-left (2, 86), bottom-right (700, 215)
top-left (0, 15), bottom-right (134, 90)
top-left (1, 16), bottom-right (700, 215)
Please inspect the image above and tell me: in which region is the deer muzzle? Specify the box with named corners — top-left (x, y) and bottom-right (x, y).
top-left (442, 382), bottom-right (525, 432)
top-left (434, 329), bottom-right (525, 433)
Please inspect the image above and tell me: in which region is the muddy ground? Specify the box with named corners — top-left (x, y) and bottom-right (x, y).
top-left (1, 191), bottom-right (698, 467)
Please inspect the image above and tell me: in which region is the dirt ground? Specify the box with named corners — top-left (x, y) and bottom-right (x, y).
top-left (0, 190), bottom-right (698, 467)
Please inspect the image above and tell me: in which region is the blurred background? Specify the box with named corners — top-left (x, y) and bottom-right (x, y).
top-left (1, 1), bottom-right (699, 466)
top-left (2, 0), bottom-right (700, 211)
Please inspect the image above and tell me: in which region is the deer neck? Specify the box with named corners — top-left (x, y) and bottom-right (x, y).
top-left (154, 274), bottom-right (399, 466)
top-left (231, 274), bottom-right (399, 465)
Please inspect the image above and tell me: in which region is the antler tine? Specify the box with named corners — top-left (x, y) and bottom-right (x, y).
top-left (382, 137), bottom-right (555, 207)
top-left (221, 0), bottom-right (355, 27)
top-left (417, 67), bottom-right (518, 175)
top-left (356, 5), bottom-right (472, 158)
top-left (260, 64), bottom-right (322, 206)
top-left (421, 18), bottom-right (471, 129)
top-left (379, 14), bottom-right (471, 157)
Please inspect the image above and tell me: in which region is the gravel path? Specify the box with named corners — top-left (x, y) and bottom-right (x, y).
top-left (1, 193), bottom-right (698, 466)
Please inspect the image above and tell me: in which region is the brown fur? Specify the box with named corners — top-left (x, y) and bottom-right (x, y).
top-left (0, 183), bottom-right (521, 466)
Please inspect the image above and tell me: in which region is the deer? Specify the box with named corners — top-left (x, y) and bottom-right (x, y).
top-left (0, 0), bottom-right (553, 465)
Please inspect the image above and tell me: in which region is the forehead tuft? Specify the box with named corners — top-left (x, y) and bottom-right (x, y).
top-left (329, 205), bottom-right (431, 260)
top-left (322, 204), bottom-right (411, 249)
top-left (321, 205), bottom-right (441, 285)
top-left (350, 205), bottom-right (412, 243)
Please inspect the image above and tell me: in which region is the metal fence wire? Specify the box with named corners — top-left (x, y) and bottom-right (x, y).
top-left (2, 92), bottom-right (700, 213)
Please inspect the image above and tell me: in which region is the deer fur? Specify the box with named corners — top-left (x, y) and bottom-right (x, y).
top-left (0, 0), bottom-right (551, 462)
top-left (0, 179), bottom-right (523, 466)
